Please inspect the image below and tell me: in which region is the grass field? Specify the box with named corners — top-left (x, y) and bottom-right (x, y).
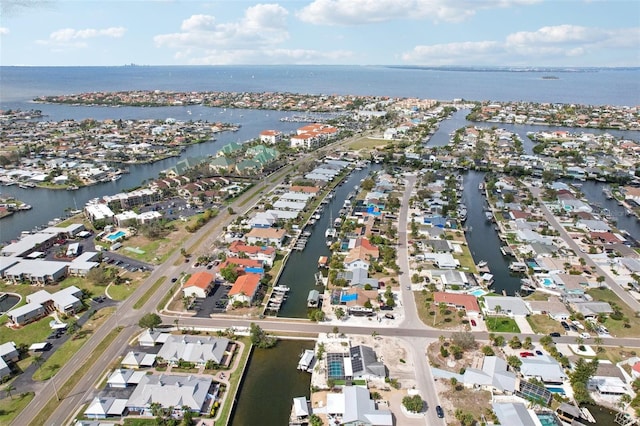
top-left (33, 307), bottom-right (115, 381)
top-left (485, 316), bottom-right (521, 333)
top-left (346, 137), bottom-right (391, 151)
top-left (35, 327), bottom-right (122, 426)
top-left (586, 287), bottom-right (640, 337)
top-left (414, 291), bottom-right (469, 329)
top-left (107, 281), bottom-right (140, 301)
top-left (0, 392), bottom-right (35, 424)
top-left (527, 314), bottom-right (565, 334)
top-left (133, 276), bottom-right (166, 310)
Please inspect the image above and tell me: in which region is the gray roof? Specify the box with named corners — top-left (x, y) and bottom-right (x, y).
top-left (338, 268), bottom-right (378, 288)
top-left (351, 345), bottom-right (387, 378)
top-left (484, 296), bottom-right (530, 316)
top-left (126, 374), bottom-right (212, 412)
top-left (573, 301), bottom-right (613, 316)
top-left (5, 259), bottom-right (68, 278)
top-left (425, 239), bottom-right (452, 252)
top-left (7, 302), bottom-right (44, 319)
top-left (520, 355), bottom-right (567, 382)
top-left (463, 356), bottom-right (517, 393)
top-left (492, 402), bottom-right (536, 426)
top-left (157, 335), bottom-right (229, 364)
top-left (343, 386), bottom-right (393, 426)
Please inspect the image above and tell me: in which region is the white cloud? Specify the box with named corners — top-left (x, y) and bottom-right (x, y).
top-left (297, 0), bottom-right (541, 25)
top-left (0, 27), bottom-right (9, 35)
top-left (155, 4), bottom-right (289, 51)
top-left (403, 25), bottom-right (640, 65)
top-left (37, 26), bottom-right (126, 47)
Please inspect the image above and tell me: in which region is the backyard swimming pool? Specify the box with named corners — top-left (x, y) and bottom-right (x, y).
top-left (468, 289), bottom-right (488, 297)
top-left (106, 230), bottom-right (126, 241)
top-left (536, 412), bottom-right (563, 426)
top-left (546, 387), bottom-right (565, 394)
top-left (540, 277), bottom-right (555, 288)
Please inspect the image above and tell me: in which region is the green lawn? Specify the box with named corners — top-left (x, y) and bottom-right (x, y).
top-left (215, 338), bottom-right (250, 426)
top-left (107, 281), bottom-right (140, 301)
top-left (485, 316), bottom-right (521, 333)
top-left (524, 291), bottom-right (551, 301)
top-left (346, 137), bottom-right (390, 151)
top-left (0, 314), bottom-right (53, 348)
top-left (586, 288), bottom-right (640, 337)
top-left (0, 392), bottom-right (35, 424)
top-left (414, 291), bottom-right (469, 329)
top-left (527, 314), bottom-right (565, 334)
top-left (121, 239), bottom-right (166, 263)
top-left (33, 307), bottom-right (115, 381)
top-left (452, 243), bottom-right (478, 274)
top-left (133, 276), bottom-right (166, 310)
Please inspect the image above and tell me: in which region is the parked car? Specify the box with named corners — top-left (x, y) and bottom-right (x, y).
top-left (171, 277), bottom-right (178, 283)
top-left (436, 405), bottom-right (444, 418)
top-left (580, 332), bottom-right (591, 339)
top-left (550, 332), bottom-right (561, 337)
top-left (470, 319), bottom-right (477, 327)
top-left (560, 321), bottom-right (570, 330)
top-left (535, 350), bottom-right (543, 356)
top-left (520, 352), bottom-right (535, 357)
top-left (384, 313), bottom-right (395, 320)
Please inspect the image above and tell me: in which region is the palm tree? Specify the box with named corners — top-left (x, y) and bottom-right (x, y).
top-left (494, 305), bottom-right (502, 315)
top-left (4, 384), bottom-right (16, 400)
top-left (575, 336), bottom-right (584, 346)
top-left (33, 354), bottom-right (44, 371)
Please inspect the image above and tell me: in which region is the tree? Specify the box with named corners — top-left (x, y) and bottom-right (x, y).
top-left (332, 326), bottom-right (339, 337)
top-left (493, 335), bottom-right (505, 347)
top-left (507, 355), bottom-right (522, 370)
top-left (250, 322), bottom-right (276, 348)
top-left (523, 337), bottom-right (533, 350)
top-left (66, 319), bottom-right (79, 336)
top-left (220, 264), bottom-right (239, 283)
top-left (309, 414), bottom-right (323, 426)
top-left (481, 345), bottom-right (495, 356)
top-left (4, 384), bottom-right (16, 400)
top-left (401, 394), bottom-right (423, 413)
top-left (509, 336), bottom-right (522, 349)
top-left (335, 307), bottom-right (345, 320)
top-left (450, 377), bottom-right (459, 389)
top-left (138, 312), bottom-right (162, 331)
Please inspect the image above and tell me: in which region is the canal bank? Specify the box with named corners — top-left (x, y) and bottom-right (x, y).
top-left (276, 165), bottom-right (380, 318)
top-left (229, 339), bottom-right (314, 426)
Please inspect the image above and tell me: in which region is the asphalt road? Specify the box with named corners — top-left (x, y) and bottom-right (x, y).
top-left (533, 187), bottom-right (640, 312)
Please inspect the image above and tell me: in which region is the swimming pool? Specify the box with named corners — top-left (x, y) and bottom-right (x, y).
top-left (469, 289), bottom-right (487, 297)
top-left (106, 230), bottom-right (126, 241)
top-left (536, 412), bottom-right (563, 426)
top-left (546, 386), bottom-right (565, 394)
top-left (540, 277), bottom-right (555, 288)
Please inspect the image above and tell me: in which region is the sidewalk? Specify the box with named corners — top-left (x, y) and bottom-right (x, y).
top-left (514, 315), bottom-right (534, 334)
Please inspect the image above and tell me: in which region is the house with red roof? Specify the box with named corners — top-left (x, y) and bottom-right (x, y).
top-left (259, 130), bottom-right (282, 144)
top-left (218, 257), bottom-right (264, 277)
top-left (227, 240), bottom-right (276, 266)
top-left (433, 292), bottom-right (481, 317)
top-left (632, 361), bottom-right (640, 378)
top-left (228, 273), bottom-right (262, 305)
top-left (182, 271), bottom-right (214, 298)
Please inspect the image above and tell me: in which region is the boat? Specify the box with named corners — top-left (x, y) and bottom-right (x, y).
top-left (111, 174), bottom-right (121, 181)
top-left (297, 349), bottom-right (315, 372)
top-left (485, 211), bottom-right (493, 221)
top-left (66, 185), bottom-right (79, 191)
top-left (458, 207), bottom-right (467, 222)
top-left (477, 260), bottom-right (488, 268)
top-left (478, 182), bottom-right (484, 190)
top-left (17, 204), bottom-right (32, 210)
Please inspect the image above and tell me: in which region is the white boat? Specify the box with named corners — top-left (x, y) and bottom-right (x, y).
top-left (477, 260), bottom-right (488, 268)
top-left (111, 175), bottom-right (121, 181)
top-left (297, 349), bottom-right (315, 372)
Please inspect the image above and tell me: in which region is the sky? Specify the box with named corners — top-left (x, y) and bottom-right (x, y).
top-left (1, 0), bottom-right (639, 67)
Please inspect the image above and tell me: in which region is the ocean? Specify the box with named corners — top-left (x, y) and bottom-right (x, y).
top-left (1, 65), bottom-right (639, 107)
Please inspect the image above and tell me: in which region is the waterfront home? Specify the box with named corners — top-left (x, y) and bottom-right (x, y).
top-left (227, 240), bottom-right (276, 267)
top-left (245, 227), bottom-right (286, 248)
top-left (157, 335), bottom-right (231, 367)
top-left (259, 129), bottom-right (282, 144)
top-left (343, 238), bottom-right (380, 263)
top-left (182, 271), bottom-right (215, 299)
top-left (126, 374), bottom-right (213, 415)
top-left (422, 253), bottom-right (458, 269)
top-left (84, 203), bottom-right (115, 224)
top-left (432, 270), bottom-right (469, 289)
top-left (218, 257), bottom-right (264, 275)
top-left (433, 292), bottom-right (481, 317)
top-left (1, 233), bottom-right (58, 257)
top-left (526, 298), bottom-right (570, 321)
top-left (483, 296), bottom-right (530, 317)
top-left (337, 267), bottom-right (379, 289)
top-left (462, 356), bottom-right (517, 394)
top-left (228, 273), bottom-right (262, 305)
top-left (519, 355), bottom-right (566, 384)
top-left (491, 402), bottom-right (537, 426)
top-left (84, 397), bottom-right (128, 419)
top-left (325, 386), bottom-right (392, 426)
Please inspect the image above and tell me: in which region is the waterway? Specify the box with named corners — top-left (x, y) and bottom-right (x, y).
top-left (229, 339), bottom-right (313, 426)
top-left (0, 106), bottom-right (305, 243)
top-left (461, 170), bottom-right (523, 296)
top-left (277, 165), bottom-right (380, 318)
top-left (427, 109), bottom-right (640, 155)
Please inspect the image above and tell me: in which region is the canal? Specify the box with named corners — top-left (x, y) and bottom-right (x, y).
top-left (0, 105), bottom-right (304, 243)
top-left (229, 339), bottom-right (314, 426)
top-left (462, 170), bottom-right (523, 296)
top-left (277, 165), bottom-right (380, 318)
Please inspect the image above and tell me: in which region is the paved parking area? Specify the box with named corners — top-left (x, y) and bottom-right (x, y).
top-left (193, 285), bottom-right (230, 317)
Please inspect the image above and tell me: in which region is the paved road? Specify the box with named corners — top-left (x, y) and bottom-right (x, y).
top-left (533, 188), bottom-right (640, 312)
top-left (18, 166), bottom-right (295, 426)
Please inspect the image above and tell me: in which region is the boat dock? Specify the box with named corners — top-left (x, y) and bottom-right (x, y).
top-left (266, 285), bottom-right (290, 313)
top-left (292, 236), bottom-right (309, 251)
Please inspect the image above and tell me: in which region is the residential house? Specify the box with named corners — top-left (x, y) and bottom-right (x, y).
top-left (228, 273), bottom-right (262, 305)
top-left (245, 227), bottom-right (286, 248)
top-left (463, 356), bottom-right (517, 394)
top-left (527, 298), bottom-right (570, 321)
top-left (0, 342), bottom-right (19, 380)
top-left (520, 355), bottom-right (566, 384)
top-left (227, 240), bottom-right (276, 266)
top-left (483, 296), bottom-right (530, 316)
top-left (182, 271), bottom-right (214, 298)
top-left (491, 402), bottom-right (537, 426)
top-left (325, 386), bottom-right (392, 426)
top-left (138, 330), bottom-right (169, 347)
top-left (571, 301), bottom-right (614, 319)
top-left (6, 302), bottom-right (46, 326)
top-left (84, 397), bottom-right (128, 419)
top-left (259, 130), bottom-right (282, 144)
top-left (433, 292), bottom-right (481, 317)
top-left (157, 335), bottom-right (230, 367)
top-left (126, 374), bottom-right (213, 415)
top-left (106, 369), bottom-right (146, 388)
top-left (121, 351), bottom-right (156, 369)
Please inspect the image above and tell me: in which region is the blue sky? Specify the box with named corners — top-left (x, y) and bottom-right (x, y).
top-left (1, 0), bottom-right (639, 66)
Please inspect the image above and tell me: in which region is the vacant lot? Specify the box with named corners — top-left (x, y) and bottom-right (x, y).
top-left (527, 314), bottom-right (565, 334)
top-left (346, 137), bottom-right (391, 151)
top-left (414, 291), bottom-right (470, 330)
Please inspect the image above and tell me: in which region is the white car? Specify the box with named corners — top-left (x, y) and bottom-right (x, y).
top-left (580, 332), bottom-right (591, 339)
